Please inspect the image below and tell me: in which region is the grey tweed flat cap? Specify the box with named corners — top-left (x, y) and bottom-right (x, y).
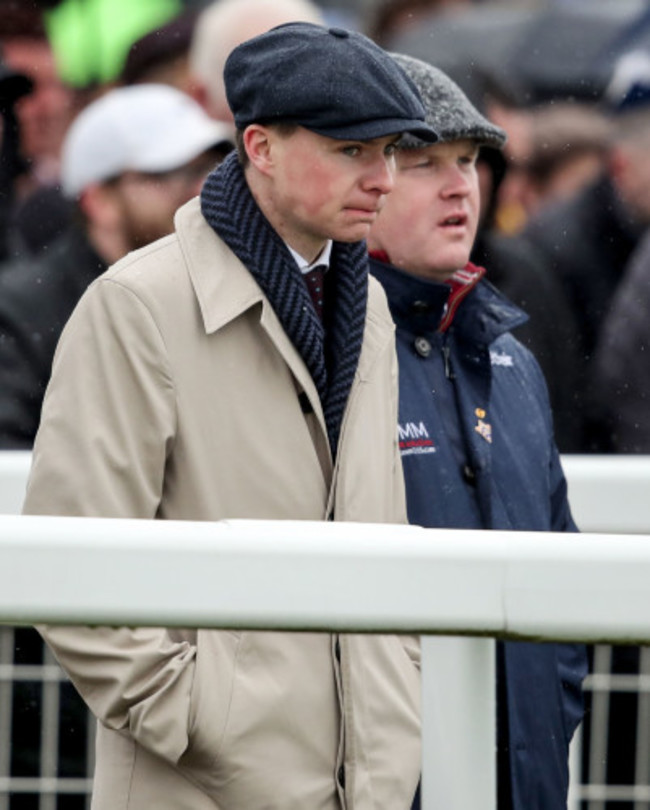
top-left (391, 52), bottom-right (506, 150)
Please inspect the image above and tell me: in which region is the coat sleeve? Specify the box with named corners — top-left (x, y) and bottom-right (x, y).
top-left (549, 419), bottom-right (588, 743)
top-left (523, 346), bottom-right (588, 744)
top-left (22, 277), bottom-right (209, 768)
top-left (24, 276), bottom-right (175, 518)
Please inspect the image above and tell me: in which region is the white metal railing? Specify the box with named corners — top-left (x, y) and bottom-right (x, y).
top-left (561, 455), bottom-right (650, 534)
top-left (2, 452), bottom-right (650, 810)
top-left (5, 451), bottom-right (646, 531)
top-left (0, 451), bottom-right (30, 516)
top-left (3, 514), bottom-right (650, 639)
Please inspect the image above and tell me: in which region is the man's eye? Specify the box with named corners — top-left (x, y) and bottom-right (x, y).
top-left (408, 159), bottom-right (432, 170)
top-left (385, 143), bottom-right (398, 156)
top-left (460, 151), bottom-right (479, 166)
top-left (342, 146), bottom-right (360, 157)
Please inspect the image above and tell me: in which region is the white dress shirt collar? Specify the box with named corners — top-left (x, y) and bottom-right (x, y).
top-left (287, 241), bottom-right (333, 275)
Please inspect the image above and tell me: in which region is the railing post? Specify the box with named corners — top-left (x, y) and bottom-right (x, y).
top-left (421, 636), bottom-right (496, 810)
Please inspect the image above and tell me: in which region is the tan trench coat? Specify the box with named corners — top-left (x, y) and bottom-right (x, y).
top-left (23, 198), bottom-right (420, 810)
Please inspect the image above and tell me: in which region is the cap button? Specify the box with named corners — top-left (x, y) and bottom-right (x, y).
top-left (329, 27), bottom-right (349, 38)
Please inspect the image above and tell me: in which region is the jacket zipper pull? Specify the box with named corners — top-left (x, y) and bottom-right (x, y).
top-left (442, 342), bottom-right (455, 380)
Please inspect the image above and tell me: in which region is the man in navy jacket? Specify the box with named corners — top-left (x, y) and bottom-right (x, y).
top-left (368, 53), bottom-right (587, 810)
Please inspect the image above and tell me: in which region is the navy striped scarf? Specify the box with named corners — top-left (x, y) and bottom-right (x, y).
top-left (200, 152), bottom-right (368, 456)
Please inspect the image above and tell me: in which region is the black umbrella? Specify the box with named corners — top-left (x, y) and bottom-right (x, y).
top-left (386, 1), bottom-right (646, 108)
top-left (503, 0), bottom-right (646, 105)
top-left (385, 6), bottom-right (535, 109)
top-left (590, 5), bottom-right (650, 109)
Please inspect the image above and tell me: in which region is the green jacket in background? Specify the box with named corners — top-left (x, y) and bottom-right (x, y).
top-left (45, 0), bottom-right (181, 87)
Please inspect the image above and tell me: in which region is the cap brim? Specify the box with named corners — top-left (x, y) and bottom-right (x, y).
top-left (307, 118), bottom-right (438, 142)
top-left (400, 127), bottom-right (506, 151)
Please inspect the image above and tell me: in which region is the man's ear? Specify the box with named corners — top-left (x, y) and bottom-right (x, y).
top-left (243, 124), bottom-right (274, 175)
top-left (187, 79), bottom-right (210, 112)
top-left (79, 183), bottom-right (111, 223)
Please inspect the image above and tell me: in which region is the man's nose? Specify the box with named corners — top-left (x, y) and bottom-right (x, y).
top-left (366, 155), bottom-right (395, 194)
top-left (442, 165), bottom-right (472, 197)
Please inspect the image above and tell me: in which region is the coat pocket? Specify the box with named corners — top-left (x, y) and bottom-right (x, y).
top-left (178, 628), bottom-right (242, 795)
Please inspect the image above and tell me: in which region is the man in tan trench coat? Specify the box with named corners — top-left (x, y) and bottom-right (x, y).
top-left (22, 23), bottom-right (438, 810)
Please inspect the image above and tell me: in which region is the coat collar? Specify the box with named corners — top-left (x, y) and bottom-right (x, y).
top-left (369, 255), bottom-right (528, 344)
top-left (174, 197), bottom-right (266, 335)
top-left (175, 198), bottom-right (396, 351)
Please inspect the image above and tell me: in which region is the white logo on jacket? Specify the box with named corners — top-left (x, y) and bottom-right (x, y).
top-left (490, 350), bottom-right (514, 367)
top-left (398, 421), bottom-right (436, 456)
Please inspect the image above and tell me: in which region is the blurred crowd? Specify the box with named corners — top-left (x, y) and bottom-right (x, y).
top-left (2, 0), bottom-right (650, 801)
top-left (4, 0), bottom-right (650, 457)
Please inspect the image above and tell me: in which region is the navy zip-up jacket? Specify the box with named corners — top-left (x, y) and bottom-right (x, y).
top-left (370, 257), bottom-right (587, 810)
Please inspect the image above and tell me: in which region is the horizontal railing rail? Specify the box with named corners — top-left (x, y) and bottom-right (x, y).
top-left (6, 451), bottom-right (650, 532)
top-left (1, 514), bottom-right (650, 641)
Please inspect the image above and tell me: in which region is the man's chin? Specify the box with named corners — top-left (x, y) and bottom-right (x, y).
top-left (331, 223), bottom-right (374, 244)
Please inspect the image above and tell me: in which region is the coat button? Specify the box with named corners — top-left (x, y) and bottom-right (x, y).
top-left (337, 764), bottom-right (346, 788)
top-left (462, 464), bottom-right (477, 486)
top-left (414, 336), bottom-right (431, 358)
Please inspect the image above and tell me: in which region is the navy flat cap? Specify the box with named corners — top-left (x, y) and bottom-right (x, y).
top-left (224, 22), bottom-right (438, 142)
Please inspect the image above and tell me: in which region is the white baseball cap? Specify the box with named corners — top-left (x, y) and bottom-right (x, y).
top-left (61, 83), bottom-right (234, 197)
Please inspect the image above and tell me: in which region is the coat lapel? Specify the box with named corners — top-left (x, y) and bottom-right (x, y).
top-left (175, 198), bottom-right (328, 445)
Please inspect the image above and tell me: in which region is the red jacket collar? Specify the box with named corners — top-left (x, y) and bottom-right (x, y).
top-left (369, 251), bottom-right (485, 332)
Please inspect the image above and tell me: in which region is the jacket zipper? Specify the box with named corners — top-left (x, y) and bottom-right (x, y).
top-left (442, 339), bottom-right (455, 380)
top-left (325, 371), bottom-right (363, 520)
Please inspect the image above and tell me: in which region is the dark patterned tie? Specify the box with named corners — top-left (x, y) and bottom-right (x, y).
top-left (303, 265), bottom-right (326, 320)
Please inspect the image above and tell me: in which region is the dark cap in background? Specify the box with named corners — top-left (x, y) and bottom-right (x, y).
top-left (224, 22), bottom-right (438, 143)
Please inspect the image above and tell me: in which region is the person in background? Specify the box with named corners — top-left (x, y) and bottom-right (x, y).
top-left (120, 7), bottom-right (201, 95)
top-left (520, 59), bottom-right (650, 453)
top-left (539, 50), bottom-right (650, 810)
top-left (592, 228), bottom-right (650, 453)
top-left (0, 1), bottom-right (73, 190)
top-left (490, 100), bottom-right (612, 234)
top-left (470, 137), bottom-right (584, 453)
top-left (587, 99), bottom-right (650, 799)
top-left (0, 53), bottom-right (31, 261)
top-left (42, 0), bottom-right (182, 90)
top-left (0, 82), bottom-right (233, 450)
top-left (188, 0), bottom-right (323, 122)
top-left (0, 0), bottom-right (76, 256)
top-left (22, 23), bottom-right (438, 810)
top-left (366, 0), bottom-right (474, 47)
top-left (367, 52), bottom-right (587, 810)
